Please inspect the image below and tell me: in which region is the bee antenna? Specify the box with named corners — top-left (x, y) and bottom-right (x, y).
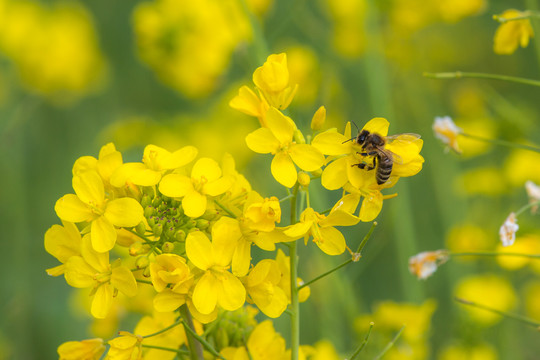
top-left (342, 137), bottom-right (355, 144)
top-left (351, 121), bottom-right (360, 132)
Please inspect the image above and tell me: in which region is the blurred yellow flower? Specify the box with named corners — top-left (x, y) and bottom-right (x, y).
top-left (134, 312), bottom-right (186, 360)
top-left (504, 150), bottom-right (540, 186)
top-left (494, 10), bottom-right (534, 55)
top-left (455, 274), bottom-right (517, 325)
top-left (57, 338), bottom-right (105, 360)
top-left (457, 166), bottom-right (508, 196)
top-left (456, 117), bottom-right (496, 158)
top-left (221, 320), bottom-right (287, 360)
top-left (0, 1), bottom-right (106, 101)
top-left (524, 281), bottom-right (540, 322)
top-left (133, 0), bottom-right (253, 98)
top-left (325, 0), bottom-right (367, 57)
top-left (446, 223), bottom-right (492, 255)
top-left (287, 46), bottom-right (321, 105)
top-left (437, 0), bottom-right (486, 23)
top-left (309, 340), bottom-right (341, 360)
top-left (496, 234), bottom-right (540, 270)
top-left (438, 342), bottom-right (498, 360)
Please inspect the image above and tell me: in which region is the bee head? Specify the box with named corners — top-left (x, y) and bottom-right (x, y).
top-left (356, 130), bottom-right (370, 145)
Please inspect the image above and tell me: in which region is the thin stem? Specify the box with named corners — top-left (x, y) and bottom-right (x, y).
top-left (373, 325), bottom-right (406, 360)
top-left (460, 132), bottom-right (540, 153)
top-left (455, 297), bottom-right (540, 328)
top-left (515, 200), bottom-right (540, 217)
top-left (141, 344), bottom-right (189, 355)
top-left (279, 194), bottom-right (294, 203)
top-left (136, 279), bottom-right (153, 285)
top-left (493, 10), bottom-right (540, 23)
top-left (298, 222), bottom-right (378, 290)
top-left (179, 305), bottom-right (205, 360)
top-left (143, 319), bottom-right (183, 339)
top-left (450, 251), bottom-right (540, 259)
top-left (126, 229), bottom-right (162, 253)
top-left (289, 184), bottom-right (300, 360)
top-left (423, 71), bottom-right (540, 87)
top-left (214, 200), bottom-right (237, 218)
top-left (348, 322), bottom-right (374, 360)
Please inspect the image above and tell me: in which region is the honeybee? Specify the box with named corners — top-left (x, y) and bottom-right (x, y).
top-left (352, 129), bottom-right (421, 185)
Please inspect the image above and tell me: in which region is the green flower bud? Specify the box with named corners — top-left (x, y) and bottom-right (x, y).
top-left (196, 219), bottom-right (210, 230)
top-left (142, 266), bottom-right (151, 277)
top-left (135, 221), bottom-right (147, 236)
top-left (215, 327), bottom-right (229, 350)
top-left (175, 229), bottom-right (186, 242)
top-left (153, 223), bottom-right (163, 237)
top-left (293, 129), bottom-right (306, 144)
top-left (152, 196), bottom-right (161, 208)
top-left (144, 205), bottom-right (155, 218)
top-left (162, 242), bottom-right (174, 253)
top-left (202, 209), bottom-right (220, 220)
top-left (147, 216), bottom-right (156, 227)
top-left (141, 194), bottom-right (153, 208)
top-left (135, 256), bottom-right (149, 269)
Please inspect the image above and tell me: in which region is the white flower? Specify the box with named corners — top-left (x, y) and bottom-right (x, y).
top-left (525, 181), bottom-right (540, 214)
top-left (499, 212), bottom-right (519, 247)
top-left (433, 116), bottom-right (462, 154)
top-left (408, 250), bottom-right (449, 280)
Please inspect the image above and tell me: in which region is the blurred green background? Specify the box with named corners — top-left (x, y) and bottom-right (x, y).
top-left (2, 0), bottom-right (540, 359)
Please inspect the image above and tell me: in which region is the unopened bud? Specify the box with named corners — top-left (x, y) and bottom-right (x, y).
top-left (202, 209), bottom-right (220, 220)
top-left (298, 171), bottom-right (310, 188)
top-left (310, 168), bottom-right (323, 178)
top-left (310, 106), bottom-right (326, 131)
top-left (141, 194), bottom-right (152, 208)
top-left (135, 256), bottom-right (149, 269)
top-left (152, 196), bottom-right (161, 208)
top-left (162, 242), bottom-right (174, 253)
top-left (142, 266), bottom-right (151, 277)
top-left (293, 129), bottom-right (306, 144)
top-left (196, 219), bottom-right (210, 230)
top-left (175, 229), bottom-right (186, 242)
top-left (153, 223), bottom-right (163, 237)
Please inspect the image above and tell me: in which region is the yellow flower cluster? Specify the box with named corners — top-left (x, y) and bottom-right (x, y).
top-left (132, 0), bottom-right (258, 98)
top-left (0, 0), bottom-right (106, 101)
top-left (46, 142), bottom-right (310, 322)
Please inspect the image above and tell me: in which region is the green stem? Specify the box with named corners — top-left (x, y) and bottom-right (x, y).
top-left (136, 279), bottom-right (153, 285)
top-left (289, 184), bottom-right (300, 360)
top-left (298, 222), bottom-right (378, 290)
top-left (460, 132), bottom-right (540, 153)
top-left (455, 297), bottom-right (540, 328)
top-left (373, 325), bottom-right (406, 360)
top-left (214, 199), bottom-right (237, 218)
top-left (279, 194), bottom-right (294, 203)
top-left (126, 228), bottom-right (162, 252)
top-left (423, 71), bottom-right (540, 87)
top-left (141, 344), bottom-right (189, 355)
top-left (349, 322), bottom-right (374, 360)
top-left (450, 251), bottom-right (540, 259)
top-left (515, 200), bottom-right (540, 216)
top-left (179, 305), bottom-right (205, 360)
top-left (143, 319), bottom-right (183, 339)
top-left (493, 10), bottom-right (540, 23)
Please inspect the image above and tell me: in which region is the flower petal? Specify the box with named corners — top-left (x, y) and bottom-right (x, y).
top-left (64, 256), bottom-right (95, 288)
top-left (91, 216), bottom-right (117, 253)
top-left (91, 284), bottom-right (113, 319)
top-left (55, 194), bottom-right (93, 223)
top-left (321, 210), bottom-right (360, 227)
top-left (111, 265), bottom-right (138, 297)
top-left (311, 130), bottom-right (350, 155)
top-left (217, 271), bottom-right (246, 311)
top-left (104, 198), bottom-right (144, 227)
top-left (192, 158), bottom-right (222, 182)
top-left (265, 107), bottom-right (294, 145)
top-left (159, 174), bottom-right (193, 198)
top-left (271, 152), bottom-right (297, 188)
top-left (245, 127), bottom-right (280, 154)
top-left (362, 117), bottom-right (389, 137)
top-left (183, 190), bottom-right (207, 218)
top-left (316, 227), bottom-right (346, 255)
top-left (153, 290), bottom-right (186, 312)
top-left (232, 239), bottom-right (251, 277)
top-left (162, 145), bottom-right (198, 169)
top-left (230, 86), bottom-right (264, 118)
top-left (186, 231), bottom-right (213, 270)
top-left (289, 144), bottom-right (325, 171)
top-left (192, 272), bottom-right (219, 314)
top-left (73, 171), bottom-right (104, 205)
top-left (321, 157), bottom-right (349, 190)
top-left (359, 192), bottom-right (383, 222)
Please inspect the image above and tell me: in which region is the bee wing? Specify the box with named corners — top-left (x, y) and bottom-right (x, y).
top-left (380, 147), bottom-right (404, 165)
top-left (385, 133), bottom-right (421, 144)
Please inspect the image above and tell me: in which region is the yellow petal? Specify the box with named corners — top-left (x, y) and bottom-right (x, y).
top-left (204, 176), bottom-right (233, 196)
top-left (331, 193), bottom-right (361, 214)
top-left (320, 210), bottom-right (360, 227)
top-left (230, 86), bottom-right (264, 117)
top-left (111, 265), bottom-right (138, 297)
top-left (55, 194), bottom-right (93, 223)
top-left (64, 256), bottom-right (95, 288)
top-left (81, 234), bottom-right (109, 272)
top-left (186, 231), bottom-right (213, 270)
top-left (187, 300), bottom-right (218, 324)
top-left (183, 190), bottom-right (207, 218)
top-left (283, 221), bottom-right (312, 238)
top-left (97, 147), bottom-right (123, 182)
top-left (153, 290), bottom-right (186, 312)
top-left (159, 174), bottom-right (193, 198)
top-left (271, 152), bottom-right (297, 188)
top-left (265, 107), bottom-right (294, 145)
top-left (72, 171), bottom-right (104, 205)
top-left (162, 145), bottom-right (198, 169)
top-left (217, 271), bottom-right (246, 311)
top-left (104, 198), bottom-right (144, 227)
top-left (72, 156), bottom-right (98, 175)
top-left (253, 54), bottom-right (289, 93)
top-left (44, 223), bottom-right (81, 263)
top-left (232, 239), bottom-right (251, 277)
top-left (321, 157), bottom-right (348, 190)
top-left (316, 227), bottom-right (346, 255)
top-left (212, 217), bottom-right (241, 267)
top-left (46, 264), bottom-right (65, 276)
top-left (91, 216), bottom-right (117, 253)
top-left (362, 117), bottom-right (389, 137)
top-left (311, 130), bottom-right (350, 155)
top-left (91, 284), bottom-right (113, 319)
top-left (252, 286), bottom-right (288, 318)
top-left (359, 192), bottom-right (383, 222)
top-left (192, 158), bottom-right (222, 182)
top-left (245, 127), bottom-right (280, 154)
top-left (289, 144), bottom-right (325, 171)
top-left (192, 272), bottom-right (219, 314)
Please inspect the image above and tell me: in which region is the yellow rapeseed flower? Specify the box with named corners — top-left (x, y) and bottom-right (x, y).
top-left (134, 312), bottom-right (187, 360)
top-left (107, 332), bottom-right (143, 360)
top-left (55, 170), bottom-right (144, 252)
top-left (149, 254), bottom-right (194, 312)
top-left (44, 221), bottom-right (81, 276)
top-left (57, 338), bottom-right (105, 360)
top-left (252, 53), bottom-right (298, 110)
top-left (494, 10), bottom-right (534, 55)
top-left (245, 259), bottom-right (288, 318)
top-left (245, 107), bottom-right (325, 188)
